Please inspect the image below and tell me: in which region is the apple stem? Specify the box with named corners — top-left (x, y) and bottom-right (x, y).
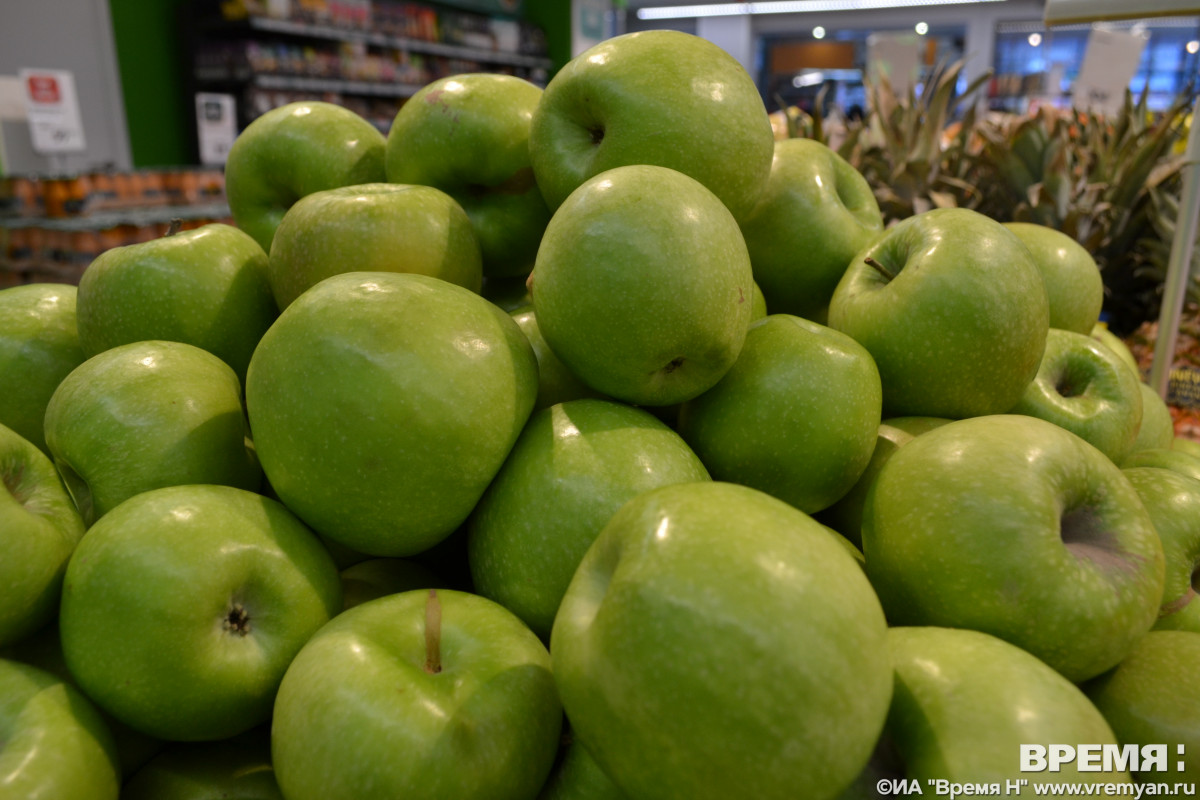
top-left (166, 218), bottom-right (183, 236)
top-left (424, 589), bottom-right (442, 675)
top-left (864, 256), bottom-right (896, 282)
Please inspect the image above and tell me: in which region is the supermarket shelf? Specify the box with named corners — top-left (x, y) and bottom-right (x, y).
top-left (245, 16), bottom-right (553, 70)
top-left (253, 73), bottom-right (423, 97)
top-left (0, 203), bottom-right (232, 231)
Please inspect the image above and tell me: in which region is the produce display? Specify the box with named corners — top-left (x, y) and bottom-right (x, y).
top-left (3, 26), bottom-right (1200, 800)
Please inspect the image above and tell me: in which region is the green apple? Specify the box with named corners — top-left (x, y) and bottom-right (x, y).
top-left (1010, 327), bottom-right (1143, 464)
top-left (272, 589), bottom-right (562, 800)
top-left (43, 340), bottom-right (261, 526)
top-left (467, 398), bottom-right (710, 639)
top-left (1122, 447), bottom-right (1200, 483)
top-left (1174, 437), bottom-right (1200, 458)
top-left (59, 484), bottom-right (342, 741)
top-left (267, 183), bottom-right (482, 310)
top-left (816, 416), bottom-right (951, 547)
top-left (530, 30), bottom-right (774, 223)
top-left (552, 481), bottom-right (892, 800)
top-left (529, 165), bottom-right (753, 406)
top-left (880, 627), bottom-right (1128, 788)
top-left (539, 734), bottom-right (629, 800)
top-left (341, 558), bottom-right (441, 611)
top-left (676, 315), bottom-right (881, 515)
top-left (1090, 322), bottom-right (1141, 379)
top-left (1123, 466), bottom-right (1200, 632)
top-left (0, 283), bottom-right (84, 453)
top-left (510, 306), bottom-right (603, 412)
top-left (0, 622), bottom-right (164, 779)
top-left (829, 207), bottom-right (1049, 418)
top-left (750, 281), bottom-right (768, 321)
top-left (1131, 383), bottom-right (1176, 454)
top-left (1084, 631), bottom-right (1200, 782)
top-left (246, 272), bottom-right (537, 556)
top-left (225, 101), bottom-right (387, 253)
top-left (76, 223), bottom-right (277, 382)
top-left (864, 414), bottom-right (1163, 682)
top-left (0, 658), bottom-right (120, 799)
top-left (122, 728), bottom-right (281, 800)
top-left (386, 74), bottom-right (550, 278)
top-left (0, 422), bottom-right (83, 647)
top-left (739, 138), bottom-right (883, 320)
top-left (1004, 222), bottom-right (1104, 334)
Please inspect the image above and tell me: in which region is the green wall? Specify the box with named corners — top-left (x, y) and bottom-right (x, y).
top-left (108, 0), bottom-right (192, 167)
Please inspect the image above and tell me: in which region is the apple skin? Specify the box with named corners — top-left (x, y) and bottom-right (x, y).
top-left (0, 422), bottom-right (84, 648)
top-left (750, 281), bottom-right (768, 320)
top-left (43, 340), bottom-right (261, 526)
top-left (538, 734), bottom-right (629, 800)
top-left (272, 589), bottom-right (562, 800)
top-left (267, 183), bottom-right (482, 310)
top-left (881, 627), bottom-right (1129, 787)
top-left (828, 207), bottom-right (1049, 418)
top-left (511, 306), bottom-right (605, 412)
top-left (739, 138), bottom-right (883, 320)
top-left (1122, 447), bottom-right (1200, 483)
top-left (467, 398), bottom-right (711, 639)
top-left (0, 283), bottom-right (84, 454)
top-left (387, 74), bottom-right (551, 278)
top-left (1131, 383), bottom-right (1176, 455)
top-left (76, 223), bottom-right (277, 383)
top-left (59, 484), bottom-right (342, 741)
top-left (1004, 222), bottom-right (1104, 335)
top-left (1174, 437), bottom-right (1200, 458)
top-left (0, 622), bottom-right (165, 779)
top-left (121, 728), bottom-right (281, 800)
top-left (529, 165), bottom-right (754, 406)
top-left (816, 416), bottom-right (951, 547)
top-left (246, 271), bottom-right (538, 557)
top-left (0, 658), bottom-right (121, 800)
top-left (530, 30), bottom-right (774, 223)
top-left (225, 101), bottom-right (387, 253)
top-left (1083, 631), bottom-right (1200, 782)
top-left (1123, 467), bottom-right (1200, 632)
top-left (552, 481), bottom-right (892, 800)
top-left (676, 314), bottom-right (882, 515)
top-left (1010, 327), bottom-right (1143, 465)
top-left (1090, 322), bottom-right (1141, 379)
top-left (863, 414), bottom-right (1164, 682)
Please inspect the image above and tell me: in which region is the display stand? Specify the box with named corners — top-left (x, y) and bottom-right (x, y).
top-left (1045, 0), bottom-right (1200, 398)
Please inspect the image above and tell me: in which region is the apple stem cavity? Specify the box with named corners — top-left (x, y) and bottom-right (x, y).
top-left (166, 218), bottom-right (184, 237)
top-left (1060, 504), bottom-right (1128, 572)
top-left (424, 589), bottom-right (442, 675)
top-left (864, 256), bottom-right (896, 282)
top-left (223, 604), bottom-right (252, 637)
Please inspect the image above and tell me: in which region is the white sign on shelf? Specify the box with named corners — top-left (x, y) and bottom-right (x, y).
top-left (19, 68), bottom-right (86, 154)
top-left (867, 32), bottom-right (922, 97)
top-left (195, 92), bottom-right (238, 166)
top-left (1071, 28), bottom-right (1149, 118)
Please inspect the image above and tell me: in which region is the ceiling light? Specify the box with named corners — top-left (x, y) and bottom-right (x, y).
top-left (1188, 39), bottom-right (1200, 53)
top-left (915, 21), bottom-right (929, 34)
top-left (1028, 32), bottom-right (1043, 46)
top-left (813, 25), bottom-right (826, 38)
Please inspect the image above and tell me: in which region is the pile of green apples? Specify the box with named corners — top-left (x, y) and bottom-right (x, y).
top-left (3, 28), bottom-right (1200, 800)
